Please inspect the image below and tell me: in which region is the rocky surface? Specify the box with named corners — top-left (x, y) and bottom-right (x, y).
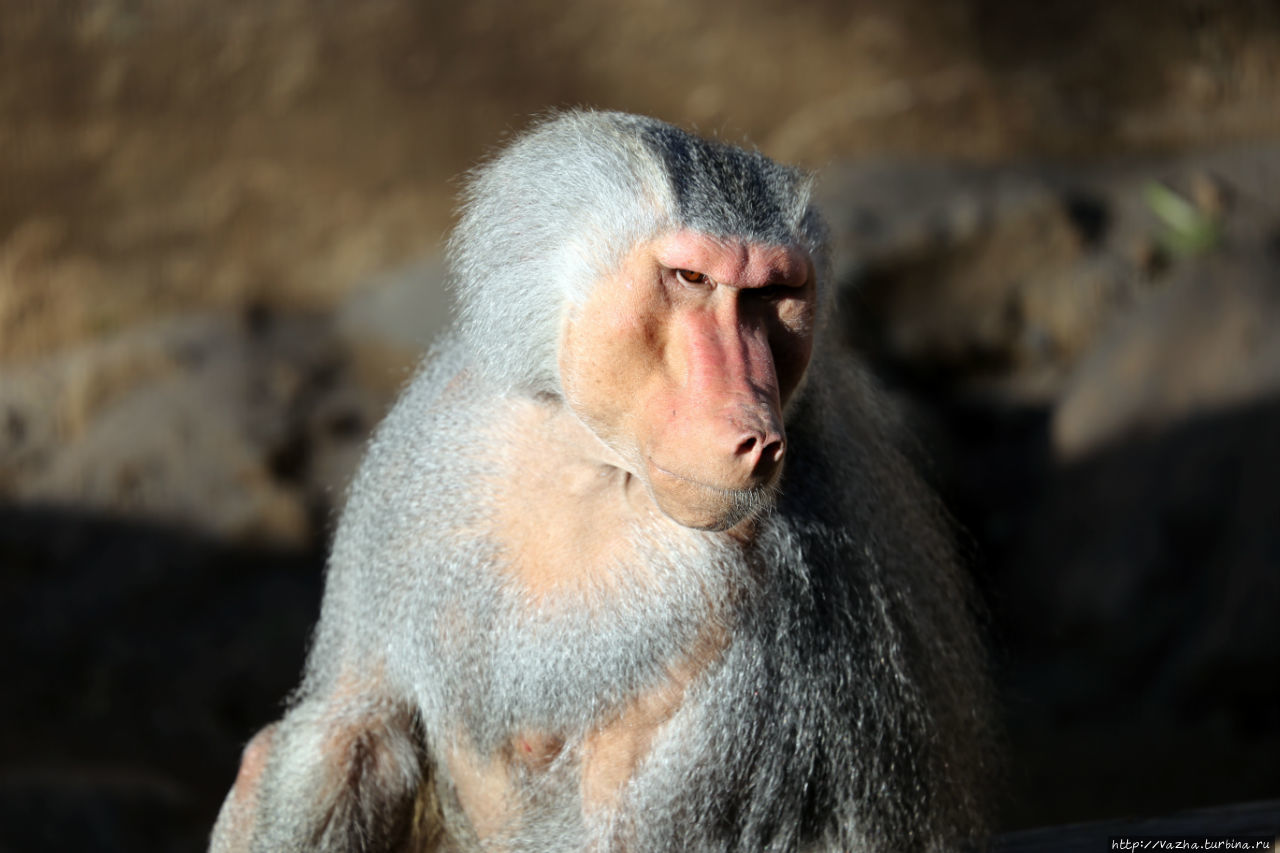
top-left (823, 146), bottom-right (1280, 825)
top-left (0, 260), bottom-right (449, 852)
top-left (3, 2), bottom-right (1280, 850)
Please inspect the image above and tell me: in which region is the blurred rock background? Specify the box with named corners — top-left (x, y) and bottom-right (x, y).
top-left (1, 1), bottom-right (1277, 850)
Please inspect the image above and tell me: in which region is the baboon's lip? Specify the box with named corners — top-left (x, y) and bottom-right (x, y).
top-left (645, 459), bottom-right (778, 532)
top-left (647, 459), bottom-right (775, 495)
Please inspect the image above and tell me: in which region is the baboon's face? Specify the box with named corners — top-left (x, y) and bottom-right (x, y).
top-left (559, 230), bottom-right (815, 531)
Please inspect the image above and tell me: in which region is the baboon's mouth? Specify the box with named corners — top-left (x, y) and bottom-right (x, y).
top-left (648, 459), bottom-right (782, 495)
top-left (645, 461), bottom-right (779, 531)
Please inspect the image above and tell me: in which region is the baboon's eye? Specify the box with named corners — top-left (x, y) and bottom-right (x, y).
top-left (675, 269), bottom-right (709, 285)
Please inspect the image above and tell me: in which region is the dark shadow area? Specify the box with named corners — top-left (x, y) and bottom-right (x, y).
top-left (925, 390), bottom-right (1280, 828)
top-left (0, 506), bottom-right (324, 853)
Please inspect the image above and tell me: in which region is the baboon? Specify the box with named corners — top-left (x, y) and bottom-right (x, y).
top-left (211, 110), bottom-right (992, 852)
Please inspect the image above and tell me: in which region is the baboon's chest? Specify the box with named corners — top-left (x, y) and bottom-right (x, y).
top-left (441, 626), bottom-right (725, 846)
top-left (441, 399), bottom-right (740, 842)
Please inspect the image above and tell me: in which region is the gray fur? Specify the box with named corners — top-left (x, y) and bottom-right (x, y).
top-left (210, 110), bottom-right (991, 853)
top-left (448, 111), bottom-right (828, 393)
